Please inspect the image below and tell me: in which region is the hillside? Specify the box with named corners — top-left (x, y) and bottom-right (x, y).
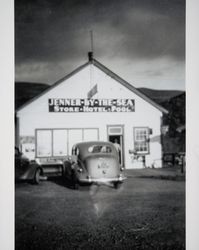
top-left (15, 82), bottom-right (49, 109)
top-left (138, 87), bottom-right (184, 104)
top-left (138, 88), bottom-right (185, 153)
top-left (161, 93), bottom-right (186, 153)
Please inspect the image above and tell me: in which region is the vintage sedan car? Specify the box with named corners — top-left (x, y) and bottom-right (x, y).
top-left (15, 147), bottom-right (64, 184)
top-left (63, 141), bottom-right (126, 189)
top-left (15, 146), bottom-right (42, 184)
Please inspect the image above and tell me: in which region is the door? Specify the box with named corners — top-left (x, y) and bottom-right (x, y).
top-left (107, 125), bottom-right (124, 167)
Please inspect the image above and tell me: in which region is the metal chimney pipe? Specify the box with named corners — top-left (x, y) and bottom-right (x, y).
top-left (88, 51), bottom-right (93, 61)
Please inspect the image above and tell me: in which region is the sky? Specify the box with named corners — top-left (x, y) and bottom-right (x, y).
top-left (15, 0), bottom-right (185, 90)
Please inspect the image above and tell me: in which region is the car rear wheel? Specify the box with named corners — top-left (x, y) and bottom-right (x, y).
top-left (114, 182), bottom-right (122, 189)
top-left (34, 168), bottom-right (41, 184)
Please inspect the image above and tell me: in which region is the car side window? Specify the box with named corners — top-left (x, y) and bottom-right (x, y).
top-left (72, 146), bottom-right (79, 156)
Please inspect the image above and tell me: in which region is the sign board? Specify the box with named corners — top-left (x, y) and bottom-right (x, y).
top-left (48, 99), bottom-right (135, 112)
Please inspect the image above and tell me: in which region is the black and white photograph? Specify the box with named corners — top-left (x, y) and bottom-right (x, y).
top-left (11, 0), bottom-right (188, 249)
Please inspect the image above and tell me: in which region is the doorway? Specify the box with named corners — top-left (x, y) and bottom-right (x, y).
top-left (107, 125), bottom-right (124, 167)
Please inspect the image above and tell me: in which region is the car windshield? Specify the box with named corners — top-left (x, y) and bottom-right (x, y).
top-left (88, 145), bottom-right (112, 154)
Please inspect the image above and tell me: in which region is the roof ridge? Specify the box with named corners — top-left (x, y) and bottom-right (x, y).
top-left (93, 59), bottom-right (168, 114)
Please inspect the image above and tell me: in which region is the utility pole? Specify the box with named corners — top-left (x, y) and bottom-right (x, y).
top-left (90, 30), bottom-right (94, 54)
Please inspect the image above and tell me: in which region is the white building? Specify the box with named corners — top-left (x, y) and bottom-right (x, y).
top-left (16, 53), bottom-right (168, 169)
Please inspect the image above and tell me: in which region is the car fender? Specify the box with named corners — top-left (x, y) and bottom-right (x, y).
top-left (21, 163), bottom-right (43, 180)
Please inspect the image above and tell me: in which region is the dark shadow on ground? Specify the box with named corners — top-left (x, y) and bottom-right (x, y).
top-left (48, 176), bottom-right (92, 190)
top-left (138, 175), bottom-right (185, 181)
top-left (48, 176), bottom-right (120, 190)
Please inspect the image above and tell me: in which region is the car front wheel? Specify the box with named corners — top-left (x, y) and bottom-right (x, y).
top-left (34, 168), bottom-right (41, 184)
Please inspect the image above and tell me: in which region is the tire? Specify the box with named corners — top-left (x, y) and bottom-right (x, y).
top-left (71, 170), bottom-right (79, 190)
top-left (34, 168), bottom-right (41, 184)
top-left (61, 166), bottom-right (65, 179)
top-left (73, 182), bottom-right (79, 190)
top-left (114, 182), bottom-right (122, 189)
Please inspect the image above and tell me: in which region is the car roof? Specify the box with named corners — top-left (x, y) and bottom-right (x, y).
top-left (75, 141), bottom-right (114, 147)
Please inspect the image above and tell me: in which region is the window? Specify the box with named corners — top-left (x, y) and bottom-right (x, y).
top-left (134, 127), bottom-right (149, 154)
top-left (36, 130), bottom-right (52, 157)
top-left (53, 130), bottom-right (68, 156)
top-left (72, 146), bottom-right (79, 156)
top-left (108, 126), bottom-right (123, 135)
top-left (88, 145), bottom-right (112, 154)
top-left (68, 129), bottom-right (83, 154)
top-left (36, 128), bottom-right (99, 157)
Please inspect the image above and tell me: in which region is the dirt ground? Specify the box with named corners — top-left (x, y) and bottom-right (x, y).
top-left (15, 176), bottom-right (185, 250)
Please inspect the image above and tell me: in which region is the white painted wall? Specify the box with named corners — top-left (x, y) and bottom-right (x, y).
top-left (17, 64), bottom-right (163, 168)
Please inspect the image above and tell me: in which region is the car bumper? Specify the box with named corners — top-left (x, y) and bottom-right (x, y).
top-left (79, 176), bottom-right (127, 184)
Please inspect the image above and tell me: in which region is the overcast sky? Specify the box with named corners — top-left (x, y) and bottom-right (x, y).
top-left (15, 0), bottom-right (185, 90)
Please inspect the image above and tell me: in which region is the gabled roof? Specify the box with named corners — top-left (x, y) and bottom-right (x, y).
top-left (17, 58), bottom-right (168, 114)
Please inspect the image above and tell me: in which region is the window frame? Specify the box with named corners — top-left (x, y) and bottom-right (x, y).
top-left (133, 127), bottom-right (150, 155)
top-left (35, 128), bottom-right (99, 158)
